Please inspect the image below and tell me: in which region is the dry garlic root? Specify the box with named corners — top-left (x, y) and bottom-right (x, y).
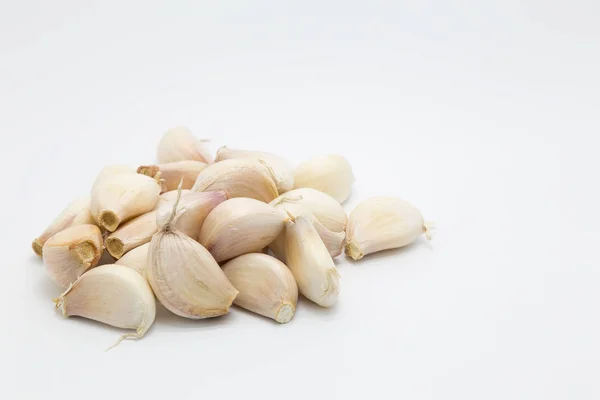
top-left (105, 210), bottom-right (158, 259)
top-left (138, 160), bottom-right (207, 193)
top-left (215, 147), bottom-right (295, 193)
top-left (32, 197), bottom-right (95, 257)
top-left (43, 224), bottom-right (103, 288)
top-left (294, 155), bottom-right (354, 203)
top-left (191, 158), bottom-right (279, 203)
top-left (115, 243), bottom-right (149, 276)
top-left (157, 126), bottom-right (213, 164)
top-left (345, 197), bottom-right (432, 260)
top-left (53, 264), bottom-right (156, 349)
top-left (222, 253), bottom-right (298, 323)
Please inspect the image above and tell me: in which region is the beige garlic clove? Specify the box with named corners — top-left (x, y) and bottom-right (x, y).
top-left (222, 253), bottom-right (298, 323)
top-left (138, 160), bottom-right (207, 193)
top-left (345, 197), bottom-right (432, 260)
top-left (32, 197), bottom-right (95, 257)
top-left (215, 147), bottom-right (295, 193)
top-left (160, 189), bottom-right (192, 203)
top-left (105, 210), bottom-right (158, 259)
top-left (294, 155), bottom-right (354, 203)
top-left (191, 158), bottom-right (279, 203)
top-left (91, 173), bottom-right (161, 232)
top-left (53, 264), bottom-right (156, 349)
top-left (92, 165), bottom-right (136, 189)
top-left (198, 198), bottom-right (286, 262)
top-left (285, 214), bottom-right (340, 307)
top-left (156, 126), bottom-right (213, 164)
top-left (42, 224), bottom-right (103, 288)
top-left (115, 243), bottom-right (149, 276)
top-left (147, 188), bottom-right (238, 319)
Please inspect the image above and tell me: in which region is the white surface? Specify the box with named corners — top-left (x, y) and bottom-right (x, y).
top-left (2, 1), bottom-right (599, 399)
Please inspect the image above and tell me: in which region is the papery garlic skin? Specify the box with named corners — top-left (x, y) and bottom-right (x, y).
top-left (215, 147), bottom-right (294, 193)
top-left (105, 211), bottom-right (158, 259)
top-left (138, 160), bottom-right (207, 193)
top-left (191, 158), bottom-right (279, 203)
top-left (222, 253), bottom-right (298, 323)
top-left (90, 173), bottom-right (161, 232)
top-left (32, 197), bottom-right (95, 257)
top-left (198, 198), bottom-right (285, 262)
top-left (156, 126), bottom-right (213, 164)
top-left (92, 165), bottom-right (136, 189)
top-left (53, 264), bottom-right (156, 348)
top-left (345, 197), bottom-right (430, 260)
top-left (116, 243), bottom-right (149, 276)
top-left (42, 224), bottom-right (103, 288)
top-left (294, 155), bottom-right (354, 203)
top-left (285, 215), bottom-right (340, 307)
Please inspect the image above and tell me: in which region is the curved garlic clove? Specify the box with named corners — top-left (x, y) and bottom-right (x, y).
top-left (42, 224), bottom-right (103, 287)
top-left (148, 188), bottom-right (238, 319)
top-left (32, 197), bottom-right (95, 257)
top-left (138, 160), bottom-right (207, 193)
top-left (156, 126), bottom-right (213, 164)
top-left (92, 165), bottom-right (136, 189)
top-left (285, 214), bottom-right (340, 307)
top-left (159, 189), bottom-right (192, 203)
top-left (90, 173), bottom-right (161, 232)
top-left (105, 210), bottom-right (158, 259)
top-left (215, 147), bottom-right (294, 193)
top-left (198, 198), bottom-right (285, 262)
top-left (191, 158), bottom-right (279, 203)
top-left (293, 155), bottom-right (354, 203)
top-left (53, 264), bottom-right (156, 349)
top-left (345, 197), bottom-right (431, 260)
top-left (222, 253), bottom-right (298, 323)
top-left (115, 243), bottom-right (149, 276)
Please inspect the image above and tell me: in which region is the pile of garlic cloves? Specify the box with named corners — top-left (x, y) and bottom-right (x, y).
top-left (33, 126), bottom-right (433, 349)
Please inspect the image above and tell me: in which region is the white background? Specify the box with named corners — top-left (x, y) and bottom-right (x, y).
top-left (1, 1), bottom-right (599, 399)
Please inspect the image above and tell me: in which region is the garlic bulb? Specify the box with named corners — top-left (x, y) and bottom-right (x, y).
top-left (198, 198), bottom-right (286, 262)
top-left (294, 155), bottom-right (354, 203)
top-left (285, 214), bottom-right (340, 307)
top-left (92, 165), bottom-right (136, 189)
top-left (215, 147), bottom-right (294, 193)
top-left (32, 197), bottom-right (95, 257)
top-left (115, 243), bottom-right (149, 276)
top-left (191, 158), bottom-right (279, 203)
top-left (105, 210), bottom-right (158, 259)
top-left (222, 253), bottom-right (298, 323)
top-left (53, 264), bottom-right (156, 349)
top-left (147, 188), bottom-right (238, 319)
top-left (42, 224), bottom-right (103, 288)
top-left (345, 197), bottom-right (432, 260)
top-left (156, 126), bottom-right (213, 164)
top-left (138, 160), bottom-right (207, 193)
top-left (90, 173), bottom-right (161, 232)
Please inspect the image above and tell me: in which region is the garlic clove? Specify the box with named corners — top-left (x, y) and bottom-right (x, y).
top-left (159, 189), bottom-right (192, 203)
top-left (222, 253), bottom-right (298, 323)
top-left (191, 158), bottom-right (279, 203)
top-left (156, 126), bottom-right (213, 164)
top-left (42, 224), bottom-right (103, 288)
top-left (105, 210), bottom-right (158, 259)
top-left (92, 165), bottom-right (136, 189)
top-left (147, 188), bottom-right (238, 319)
top-left (345, 197), bottom-right (432, 260)
top-left (198, 198), bottom-right (286, 262)
top-left (138, 160), bottom-right (207, 193)
top-left (215, 147), bottom-right (295, 193)
top-left (115, 243), bottom-right (149, 276)
top-left (53, 264), bottom-right (156, 349)
top-left (32, 197), bottom-right (95, 257)
top-left (90, 173), bottom-right (161, 232)
top-left (293, 155), bottom-right (354, 203)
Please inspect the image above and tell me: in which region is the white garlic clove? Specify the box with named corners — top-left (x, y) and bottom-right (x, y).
top-left (32, 197), bottom-right (95, 257)
top-left (215, 147), bottom-right (295, 193)
top-left (138, 160), bottom-right (207, 193)
top-left (105, 210), bottom-right (158, 259)
top-left (198, 198), bottom-right (286, 262)
top-left (191, 158), bottom-right (279, 203)
top-left (156, 126), bottom-right (213, 164)
top-left (147, 188), bottom-right (238, 319)
top-left (222, 253), bottom-right (298, 324)
top-left (293, 155), bottom-right (354, 203)
top-left (345, 197), bottom-right (432, 260)
top-left (159, 189), bottom-right (192, 203)
top-left (90, 173), bottom-right (161, 232)
top-left (53, 264), bottom-right (156, 349)
top-left (115, 243), bottom-right (149, 276)
top-left (91, 165), bottom-right (136, 189)
top-left (284, 214), bottom-right (340, 307)
top-left (42, 224), bottom-right (103, 288)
